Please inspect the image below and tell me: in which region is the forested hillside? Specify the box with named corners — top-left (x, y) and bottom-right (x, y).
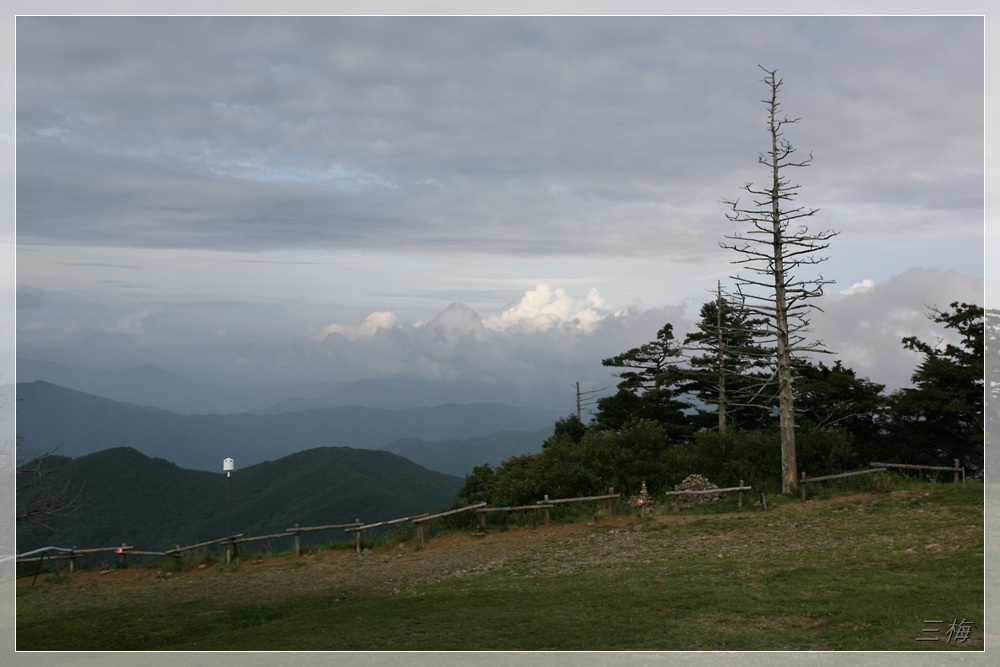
top-left (18, 446), bottom-right (463, 554)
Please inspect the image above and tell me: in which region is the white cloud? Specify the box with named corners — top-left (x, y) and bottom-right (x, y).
top-left (276, 288), bottom-right (678, 389)
top-left (483, 285), bottom-right (612, 334)
top-left (312, 310), bottom-right (397, 342)
top-left (811, 268), bottom-right (983, 390)
top-left (838, 279), bottom-right (875, 296)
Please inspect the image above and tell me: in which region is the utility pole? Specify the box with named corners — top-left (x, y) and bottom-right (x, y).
top-left (574, 381), bottom-right (605, 421)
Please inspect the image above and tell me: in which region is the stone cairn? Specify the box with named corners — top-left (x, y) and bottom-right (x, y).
top-left (675, 474), bottom-right (726, 509)
top-left (629, 480), bottom-right (657, 511)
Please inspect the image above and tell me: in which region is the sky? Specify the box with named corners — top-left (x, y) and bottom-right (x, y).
top-left (8, 10), bottom-right (990, 401)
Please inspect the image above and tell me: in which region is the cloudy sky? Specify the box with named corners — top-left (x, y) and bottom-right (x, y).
top-left (10, 11), bottom-right (989, 399)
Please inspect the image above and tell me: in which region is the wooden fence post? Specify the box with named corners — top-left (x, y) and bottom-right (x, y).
top-left (608, 487), bottom-right (615, 518)
top-left (739, 480), bottom-right (744, 508)
top-left (354, 519), bottom-right (361, 553)
top-left (292, 524), bottom-right (301, 557)
top-left (673, 484), bottom-right (680, 514)
top-left (478, 512), bottom-right (487, 534)
top-left (417, 524), bottom-right (425, 549)
top-left (543, 495), bottom-right (551, 524)
top-left (118, 543), bottom-right (127, 567)
top-left (801, 472), bottom-right (808, 501)
top-left (174, 545), bottom-right (182, 567)
top-left (954, 459), bottom-right (960, 485)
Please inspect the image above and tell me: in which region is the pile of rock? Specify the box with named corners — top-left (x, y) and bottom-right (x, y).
top-left (629, 480), bottom-right (657, 511)
top-left (675, 474), bottom-right (726, 508)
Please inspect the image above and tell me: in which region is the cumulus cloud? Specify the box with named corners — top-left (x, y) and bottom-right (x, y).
top-left (838, 279), bottom-right (875, 297)
top-left (11, 18), bottom-right (984, 400)
top-left (312, 311), bottom-right (397, 342)
top-left (276, 287), bottom-right (684, 389)
top-left (811, 268), bottom-right (984, 389)
top-left (483, 285), bottom-right (612, 334)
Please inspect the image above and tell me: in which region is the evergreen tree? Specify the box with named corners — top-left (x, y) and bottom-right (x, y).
top-left (682, 286), bottom-right (774, 431)
top-left (887, 302), bottom-right (984, 473)
top-left (594, 324), bottom-right (694, 437)
top-left (986, 309), bottom-right (1000, 478)
top-left (793, 359), bottom-right (887, 463)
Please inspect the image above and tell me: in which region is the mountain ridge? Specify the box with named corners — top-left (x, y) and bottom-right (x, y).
top-left (17, 445), bottom-right (464, 554)
top-left (16, 381), bottom-right (563, 474)
top-left (16, 358), bottom-right (574, 414)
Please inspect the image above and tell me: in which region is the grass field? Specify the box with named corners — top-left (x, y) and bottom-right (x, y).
top-left (14, 480), bottom-right (985, 651)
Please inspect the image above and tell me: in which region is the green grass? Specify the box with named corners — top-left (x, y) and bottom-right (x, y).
top-left (15, 481), bottom-right (984, 651)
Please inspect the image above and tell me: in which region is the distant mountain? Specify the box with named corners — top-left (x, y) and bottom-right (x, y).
top-left (16, 358), bottom-right (348, 414)
top-left (18, 358), bottom-right (576, 414)
top-left (16, 381), bottom-right (563, 472)
top-left (255, 377), bottom-right (571, 413)
top-left (17, 446), bottom-right (464, 554)
top-left (381, 429), bottom-right (552, 477)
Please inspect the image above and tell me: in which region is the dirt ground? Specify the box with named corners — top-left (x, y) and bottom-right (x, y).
top-left (16, 514), bottom-right (657, 614)
top-left (16, 492), bottom-right (941, 614)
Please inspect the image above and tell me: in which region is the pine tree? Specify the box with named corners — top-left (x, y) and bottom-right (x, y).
top-left (595, 324), bottom-right (694, 438)
top-left (682, 284), bottom-right (774, 431)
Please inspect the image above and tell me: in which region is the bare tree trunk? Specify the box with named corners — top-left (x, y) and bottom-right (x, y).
top-left (721, 67), bottom-right (838, 495)
top-left (715, 282), bottom-right (729, 432)
top-left (767, 81), bottom-right (798, 495)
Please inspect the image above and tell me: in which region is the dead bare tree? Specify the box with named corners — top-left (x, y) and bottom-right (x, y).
top-left (15, 439), bottom-right (86, 539)
top-left (720, 67), bottom-right (838, 494)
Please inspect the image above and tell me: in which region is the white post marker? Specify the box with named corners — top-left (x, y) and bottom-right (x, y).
top-left (223, 458), bottom-right (235, 564)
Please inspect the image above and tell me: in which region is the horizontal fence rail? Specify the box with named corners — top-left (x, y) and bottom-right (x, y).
top-left (478, 504), bottom-right (554, 513)
top-left (344, 513), bottom-right (430, 553)
top-left (285, 523), bottom-right (361, 557)
top-left (536, 493), bottom-right (621, 523)
top-left (800, 468), bottom-right (887, 500)
top-left (412, 503), bottom-right (487, 524)
top-left (412, 503), bottom-right (487, 548)
top-left (476, 504), bottom-right (553, 534)
top-left (41, 471), bottom-right (940, 575)
top-left (233, 532), bottom-right (295, 545)
top-left (166, 535), bottom-right (244, 555)
top-left (870, 460), bottom-right (965, 485)
top-left (536, 493), bottom-right (621, 505)
top-left (665, 482), bottom-right (753, 513)
top-left (802, 468), bottom-right (887, 484)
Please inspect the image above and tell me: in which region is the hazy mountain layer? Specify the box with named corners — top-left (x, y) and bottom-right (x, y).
top-left (17, 358), bottom-right (574, 413)
top-left (381, 429), bottom-right (551, 477)
top-left (16, 381), bottom-right (563, 472)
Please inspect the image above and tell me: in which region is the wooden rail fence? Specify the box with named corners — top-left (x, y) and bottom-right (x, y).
top-left (412, 503), bottom-right (486, 549)
top-left (664, 481), bottom-right (753, 514)
top-left (800, 460), bottom-right (965, 500)
top-left (800, 468), bottom-right (886, 500)
top-left (286, 522), bottom-right (360, 557)
top-left (13, 482), bottom-right (788, 574)
top-left (345, 514), bottom-right (429, 553)
top-left (536, 493), bottom-right (621, 524)
top-left (870, 460), bottom-right (964, 485)
top-left (476, 504), bottom-right (554, 533)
